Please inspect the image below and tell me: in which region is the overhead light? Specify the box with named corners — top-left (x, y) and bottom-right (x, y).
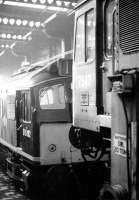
top-left (47, 0), bottom-right (53, 4)
top-left (4, 1), bottom-right (46, 9)
top-left (10, 43), bottom-right (16, 49)
top-left (29, 21), bottom-right (34, 27)
top-left (5, 44), bottom-right (9, 48)
top-left (12, 35), bottom-right (17, 40)
top-left (64, 1), bottom-right (70, 7)
top-left (0, 0), bottom-right (3, 4)
top-left (32, 0), bottom-right (37, 3)
top-left (7, 34), bottom-right (12, 39)
top-left (72, 2), bottom-right (77, 7)
top-left (9, 18), bottom-right (15, 25)
top-left (16, 19), bottom-right (22, 26)
top-left (1, 33), bottom-right (6, 38)
top-left (47, 6), bottom-right (68, 12)
top-left (56, 1), bottom-right (62, 6)
top-left (22, 19), bottom-right (28, 26)
top-left (17, 35), bottom-right (22, 40)
top-left (3, 17), bottom-right (8, 25)
top-left (35, 21), bottom-right (41, 28)
top-left (28, 36), bottom-right (32, 41)
top-left (40, 0), bottom-right (46, 4)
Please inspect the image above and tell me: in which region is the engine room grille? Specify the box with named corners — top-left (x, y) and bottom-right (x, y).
top-left (119, 0), bottom-right (139, 54)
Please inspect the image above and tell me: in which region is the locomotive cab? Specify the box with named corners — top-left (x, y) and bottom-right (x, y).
top-left (70, 0), bottom-right (114, 162)
top-left (0, 58), bottom-right (83, 197)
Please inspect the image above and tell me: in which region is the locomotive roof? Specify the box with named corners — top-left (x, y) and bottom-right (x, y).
top-left (4, 58), bottom-right (72, 91)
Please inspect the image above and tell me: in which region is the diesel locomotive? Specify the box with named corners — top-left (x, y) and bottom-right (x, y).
top-left (70, 0), bottom-right (139, 200)
top-left (0, 57), bottom-right (84, 199)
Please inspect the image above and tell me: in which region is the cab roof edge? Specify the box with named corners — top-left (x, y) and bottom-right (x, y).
top-left (68, 0), bottom-right (89, 15)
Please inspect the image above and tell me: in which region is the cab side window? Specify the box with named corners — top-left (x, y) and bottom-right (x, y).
top-left (86, 9), bottom-right (95, 61)
top-left (75, 15), bottom-right (85, 63)
top-left (105, 1), bottom-right (116, 57)
top-left (75, 9), bottom-right (95, 63)
top-left (40, 88), bottom-right (54, 108)
top-left (21, 91), bottom-right (31, 122)
top-left (39, 84), bottom-right (65, 110)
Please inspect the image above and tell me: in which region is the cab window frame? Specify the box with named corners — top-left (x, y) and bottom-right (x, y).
top-left (74, 8), bottom-right (95, 64)
top-left (21, 90), bottom-right (31, 123)
top-left (39, 84), bottom-right (66, 110)
top-left (104, 1), bottom-right (116, 58)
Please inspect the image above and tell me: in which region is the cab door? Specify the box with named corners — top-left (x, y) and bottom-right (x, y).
top-left (16, 90), bottom-right (33, 154)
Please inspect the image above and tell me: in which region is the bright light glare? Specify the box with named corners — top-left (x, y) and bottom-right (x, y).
top-left (4, 1), bottom-right (46, 9)
top-left (43, 13), bottom-right (57, 25)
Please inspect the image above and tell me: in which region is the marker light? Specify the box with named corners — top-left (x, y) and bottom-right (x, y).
top-left (9, 18), bottom-right (15, 25)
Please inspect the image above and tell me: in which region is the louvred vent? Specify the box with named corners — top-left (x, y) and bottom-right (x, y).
top-left (119, 0), bottom-right (139, 54)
